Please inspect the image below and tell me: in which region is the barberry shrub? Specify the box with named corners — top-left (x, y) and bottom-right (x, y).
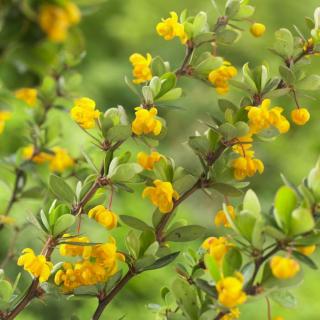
top-left (0, 1), bottom-right (320, 320)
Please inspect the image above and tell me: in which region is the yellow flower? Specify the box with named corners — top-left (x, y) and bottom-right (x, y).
top-left (214, 205), bottom-right (236, 228)
top-left (49, 147), bottom-right (74, 173)
top-left (208, 61), bottom-right (237, 95)
top-left (270, 256), bottom-right (300, 279)
top-left (91, 238), bottom-right (125, 273)
top-left (88, 205), bottom-right (118, 229)
top-left (250, 23), bottom-right (266, 37)
top-left (0, 111), bottom-right (11, 135)
top-left (297, 245), bottom-right (316, 256)
top-left (202, 237), bottom-right (231, 263)
top-left (137, 151), bottom-right (161, 170)
top-left (38, 2), bottom-right (81, 42)
top-left (143, 179), bottom-right (179, 213)
top-left (70, 97), bottom-right (101, 129)
top-left (246, 99), bottom-right (290, 134)
top-left (15, 88), bottom-right (38, 107)
top-left (303, 38), bottom-right (314, 53)
top-left (156, 11), bottom-right (188, 44)
top-left (273, 317), bottom-right (285, 320)
top-left (55, 238), bottom-right (124, 292)
top-left (129, 53), bottom-right (153, 84)
top-left (64, 2), bottom-right (81, 25)
top-left (232, 151), bottom-right (264, 181)
top-left (0, 215), bottom-right (15, 225)
top-left (216, 273), bottom-right (247, 308)
top-left (17, 248), bottom-right (53, 283)
top-left (132, 106), bottom-right (162, 136)
top-left (221, 308), bottom-right (240, 320)
top-left (59, 234), bottom-right (92, 259)
top-left (291, 108), bottom-right (310, 125)
top-left (232, 134), bottom-right (253, 155)
top-left (22, 145), bottom-right (53, 164)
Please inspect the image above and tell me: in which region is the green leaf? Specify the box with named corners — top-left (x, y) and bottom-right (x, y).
top-left (149, 77), bottom-right (161, 96)
top-left (233, 4), bottom-right (255, 20)
top-left (49, 175), bottom-right (75, 203)
top-left (53, 214), bottom-right (76, 236)
top-left (296, 74), bottom-right (320, 91)
top-left (156, 88), bottom-right (182, 102)
top-left (223, 248), bottom-right (242, 276)
top-left (171, 278), bottom-right (200, 320)
top-left (125, 230), bottom-right (140, 259)
top-left (165, 225), bottom-right (206, 242)
top-left (243, 189), bottom-right (261, 218)
top-left (188, 136), bottom-right (210, 155)
top-left (273, 28), bottom-right (294, 58)
top-left (292, 251), bottom-right (318, 269)
top-left (193, 11), bottom-right (208, 36)
top-left (274, 186), bottom-right (297, 232)
top-left (0, 280), bottom-right (13, 302)
top-left (204, 254), bottom-right (221, 282)
top-left (242, 63), bottom-right (258, 93)
top-left (120, 215), bottom-right (153, 231)
top-left (234, 211), bottom-right (256, 241)
top-left (217, 28), bottom-right (241, 45)
top-left (106, 125), bottom-right (131, 142)
top-left (173, 174), bottom-right (197, 194)
top-left (143, 252), bottom-right (180, 271)
top-left (270, 290), bottom-right (297, 308)
top-left (155, 73), bottom-right (177, 99)
top-left (219, 123), bottom-right (238, 140)
top-left (108, 163), bottom-right (142, 183)
top-left (289, 207), bottom-right (315, 236)
top-left (225, 0), bottom-right (240, 18)
top-left (194, 279), bottom-right (217, 298)
top-left (279, 65), bottom-right (295, 84)
top-left (195, 53), bottom-right (223, 75)
top-left (210, 183), bottom-right (243, 197)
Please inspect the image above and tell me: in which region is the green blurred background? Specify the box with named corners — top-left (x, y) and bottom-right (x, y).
top-left (1, 0), bottom-right (320, 319)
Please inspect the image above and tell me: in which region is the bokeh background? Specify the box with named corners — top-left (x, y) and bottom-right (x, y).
top-left (1, 0), bottom-right (320, 319)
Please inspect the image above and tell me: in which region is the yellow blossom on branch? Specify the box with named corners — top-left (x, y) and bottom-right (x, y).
top-left (270, 256), bottom-right (300, 279)
top-left (17, 248), bottom-right (53, 283)
top-left (70, 97), bottom-right (101, 129)
top-left (208, 61), bottom-right (237, 95)
top-left (216, 273), bottom-right (247, 308)
top-left (202, 236), bottom-right (231, 263)
top-left (137, 151), bottom-right (161, 170)
top-left (15, 88), bottom-right (38, 107)
top-left (156, 12), bottom-right (188, 44)
top-left (38, 2), bottom-right (81, 42)
top-left (88, 205), bottom-right (118, 229)
top-left (232, 151), bottom-right (264, 181)
top-left (0, 111), bottom-right (11, 135)
top-left (129, 53), bottom-right (153, 84)
top-left (250, 23), bottom-right (266, 37)
top-left (297, 245), bottom-right (316, 256)
top-left (22, 145), bottom-right (52, 164)
top-left (291, 108), bottom-right (310, 125)
top-left (221, 308), bottom-right (240, 320)
top-left (49, 147), bottom-right (74, 173)
top-left (131, 106), bottom-right (162, 136)
top-left (246, 99), bottom-right (290, 134)
top-left (59, 234), bottom-right (92, 259)
top-left (214, 205), bottom-right (236, 228)
top-left (143, 180), bottom-right (179, 213)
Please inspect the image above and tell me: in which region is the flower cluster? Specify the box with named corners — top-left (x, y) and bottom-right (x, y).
top-left (88, 205), bottom-right (118, 229)
top-left (131, 107), bottom-right (162, 136)
top-left (22, 145), bottom-right (74, 173)
top-left (0, 111), bottom-right (11, 135)
top-left (291, 108), bottom-right (310, 125)
top-left (231, 99), bottom-right (291, 180)
top-left (70, 97), bottom-right (101, 129)
top-left (55, 236), bottom-right (124, 292)
top-left (129, 53), bottom-right (153, 84)
top-left (17, 248), bottom-right (53, 283)
top-left (137, 151), bottom-right (161, 170)
top-left (214, 205), bottom-right (236, 228)
top-left (208, 61), bottom-right (237, 95)
top-left (38, 2), bottom-right (81, 42)
top-left (270, 256), bottom-right (300, 279)
top-left (202, 236), bottom-right (232, 263)
top-left (216, 273), bottom-right (247, 308)
top-left (15, 88), bottom-right (38, 107)
top-left (143, 180), bottom-right (179, 213)
top-left (156, 12), bottom-right (188, 44)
